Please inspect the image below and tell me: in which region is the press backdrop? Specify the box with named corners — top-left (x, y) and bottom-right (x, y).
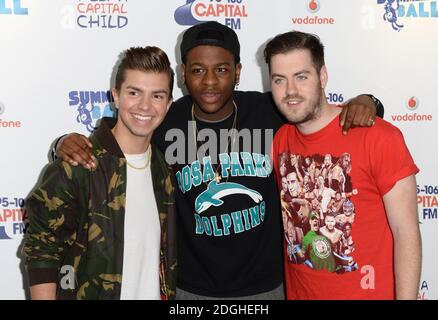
top-left (0, 0), bottom-right (436, 299)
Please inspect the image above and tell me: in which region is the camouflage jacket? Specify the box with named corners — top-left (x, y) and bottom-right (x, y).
top-left (23, 118), bottom-right (177, 300)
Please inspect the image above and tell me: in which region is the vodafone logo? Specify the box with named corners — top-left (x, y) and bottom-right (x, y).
top-left (292, 0), bottom-right (335, 25)
top-left (0, 103), bottom-right (22, 128)
top-left (407, 96), bottom-right (419, 111)
top-left (306, 0), bottom-right (320, 14)
top-left (391, 96), bottom-right (432, 122)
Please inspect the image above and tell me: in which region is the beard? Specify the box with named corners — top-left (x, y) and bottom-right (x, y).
top-left (277, 90), bottom-right (323, 125)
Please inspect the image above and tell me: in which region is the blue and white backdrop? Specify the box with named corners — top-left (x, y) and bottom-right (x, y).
top-left (0, 0), bottom-right (437, 299)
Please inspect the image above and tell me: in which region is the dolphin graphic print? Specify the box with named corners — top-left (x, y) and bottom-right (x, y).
top-left (195, 180), bottom-right (263, 214)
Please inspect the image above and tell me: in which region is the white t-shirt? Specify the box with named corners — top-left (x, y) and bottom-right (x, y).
top-left (120, 148), bottom-right (161, 300)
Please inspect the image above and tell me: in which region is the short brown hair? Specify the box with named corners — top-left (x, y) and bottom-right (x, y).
top-left (115, 46), bottom-right (174, 98)
top-left (264, 31), bottom-right (325, 74)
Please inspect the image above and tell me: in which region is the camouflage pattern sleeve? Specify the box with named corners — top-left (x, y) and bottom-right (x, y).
top-left (151, 145), bottom-right (177, 300)
top-left (22, 160), bottom-right (83, 286)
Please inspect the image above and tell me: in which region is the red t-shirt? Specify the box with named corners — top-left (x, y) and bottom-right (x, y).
top-left (273, 111), bottom-right (419, 300)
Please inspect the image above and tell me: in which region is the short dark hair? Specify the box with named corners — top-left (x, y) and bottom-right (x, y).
top-left (264, 31), bottom-right (325, 73)
top-left (115, 46), bottom-right (174, 98)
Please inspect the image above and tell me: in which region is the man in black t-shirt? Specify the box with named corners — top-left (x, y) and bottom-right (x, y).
top-left (54, 22), bottom-right (383, 299)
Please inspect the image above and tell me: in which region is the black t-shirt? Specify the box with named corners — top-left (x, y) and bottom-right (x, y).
top-left (153, 91), bottom-right (286, 297)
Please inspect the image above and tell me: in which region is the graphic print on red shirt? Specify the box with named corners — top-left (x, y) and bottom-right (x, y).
top-left (279, 151), bottom-right (358, 274)
top-left (273, 113), bottom-right (419, 299)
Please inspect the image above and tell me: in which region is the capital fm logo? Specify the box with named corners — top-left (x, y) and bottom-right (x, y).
top-left (68, 91), bottom-right (116, 132)
top-left (0, 101), bottom-right (22, 129)
top-left (0, 0), bottom-right (28, 15)
top-left (417, 183), bottom-right (438, 222)
top-left (75, 0), bottom-right (128, 29)
top-left (174, 0), bottom-right (249, 30)
top-left (391, 96), bottom-right (432, 122)
top-left (377, 0), bottom-right (438, 32)
top-left (0, 197), bottom-right (25, 240)
top-left (292, 0), bottom-right (335, 25)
